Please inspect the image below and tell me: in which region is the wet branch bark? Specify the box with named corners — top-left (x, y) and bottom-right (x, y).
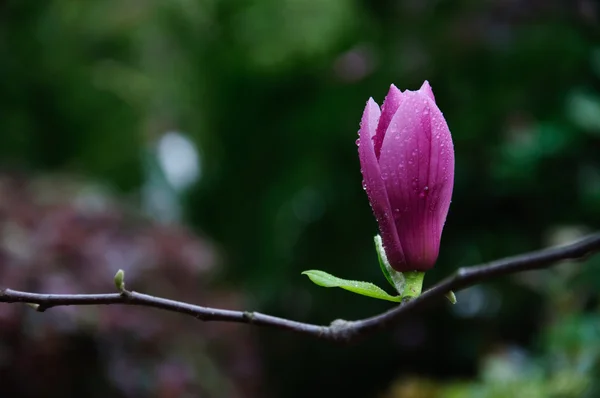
top-left (2, 232), bottom-right (600, 343)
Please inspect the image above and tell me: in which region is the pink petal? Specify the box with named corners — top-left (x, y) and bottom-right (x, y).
top-left (358, 98), bottom-right (406, 267)
top-left (418, 80), bottom-right (436, 102)
top-left (377, 90), bottom-right (454, 271)
top-left (374, 85), bottom-right (403, 159)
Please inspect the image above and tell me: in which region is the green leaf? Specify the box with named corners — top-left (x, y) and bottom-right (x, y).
top-left (374, 235), bottom-right (395, 289)
top-left (114, 269), bottom-right (125, 292)
top-left (374, 235), bottom-right (405, 294)
top-left (445, 290), bottom-right (457, 304)
top-left (301, 270), bottom-right (402, 302)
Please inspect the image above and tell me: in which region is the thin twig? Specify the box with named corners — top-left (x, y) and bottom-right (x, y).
top-left (1, 232), bottom-right (600, 342)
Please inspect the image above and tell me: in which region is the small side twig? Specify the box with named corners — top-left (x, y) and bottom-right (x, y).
top-left (1, 232), bottom-right (600, 343)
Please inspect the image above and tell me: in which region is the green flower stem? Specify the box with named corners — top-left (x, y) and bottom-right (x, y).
top-left (402, 271), bottom-right (425, 299)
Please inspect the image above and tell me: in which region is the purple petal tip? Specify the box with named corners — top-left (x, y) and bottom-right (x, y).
top-left (418, 80), bottom-right (436, 102)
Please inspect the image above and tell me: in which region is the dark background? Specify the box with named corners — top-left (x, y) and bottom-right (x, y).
top-left (1, 1), bottom-right (599, 397)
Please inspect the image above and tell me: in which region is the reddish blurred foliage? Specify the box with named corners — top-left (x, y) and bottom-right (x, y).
top-left (0, 173), bottom-right (263, 398)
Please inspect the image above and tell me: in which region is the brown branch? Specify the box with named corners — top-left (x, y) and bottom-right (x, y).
top-left (2, 232), bottom-right (600, 343)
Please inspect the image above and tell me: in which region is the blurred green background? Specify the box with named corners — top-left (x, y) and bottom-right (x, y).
top-left (1, 1), bottom-right (600, 397)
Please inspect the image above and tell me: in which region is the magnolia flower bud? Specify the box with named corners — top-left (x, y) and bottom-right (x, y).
top-left (357, 81), bottom-right (454, 272)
